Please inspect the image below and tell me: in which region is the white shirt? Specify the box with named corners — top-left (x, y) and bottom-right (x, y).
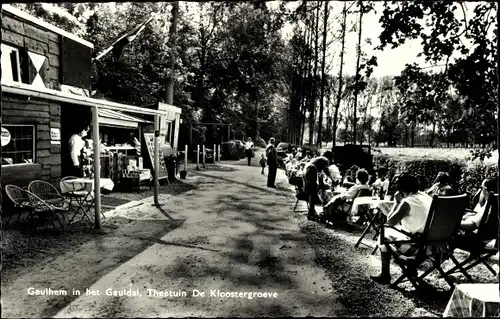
top-left (328, 164), bottom-right (342, 181)
top-left (373, 178), bottom-right (390, 194)
top-left (69, 134), bottom-right (85, 166)
top-left (399, 191), bottom-right (432, 234)
top-left (245, 141), bottom-right (254, 150)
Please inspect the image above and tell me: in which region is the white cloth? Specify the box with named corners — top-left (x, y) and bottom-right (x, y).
top-left (60, 178), bottom-right (115, 194)
top-left (344, 184), bottom-right (370, 199)
top-left (399, 191), bottom-right (432, 234)
top-left (69, 134), bottom-right (85, 166)
top-left (245, 141), bottom-right (254, 150)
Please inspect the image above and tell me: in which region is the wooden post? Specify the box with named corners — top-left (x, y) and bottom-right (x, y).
top-left (227, 125), bottom-right (230, 141)
top-left (218, 144), bottom-right (221, 162)
top-left (189, 123), bottom-right (193, 146)
top-left (92, 106), bottom-right (101, 229)
top-left (153, 115), bottom-right (160, 206)
top-left (213, 144), bottom-right (216, 162)
top-left (196, 145), bottom-right (200, 170)
top-left (202, 145), bottom-right (206, 168)
top-left (184, 144), bottom-right (188, 171)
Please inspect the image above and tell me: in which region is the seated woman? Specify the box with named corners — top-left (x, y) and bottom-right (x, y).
top-left (302, 151), bottom-right (335, 221)
top-left (461, 177), bottom-right (497, 231)
top-left (371, 167), bottom-right (390, 199)
top-left (425, 172), bottom-right (455, 196)
top-left (322, 169), bottom-right (370, 222)
top-left (371, 174), bottom-right (433, 284)
top-left (342, 165), bottom-right (359, 189)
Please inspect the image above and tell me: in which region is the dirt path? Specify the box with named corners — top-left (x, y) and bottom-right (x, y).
top-left (2, 162), bottom-right (344, 317)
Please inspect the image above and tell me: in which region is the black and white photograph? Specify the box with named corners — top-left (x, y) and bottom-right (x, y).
top-left (1, 1), bottom-right (499, 317)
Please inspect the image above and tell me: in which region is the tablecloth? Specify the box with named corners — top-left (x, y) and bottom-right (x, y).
top-left (443, 283), bottom-right (500, 317)
top-left (60, 178), bottom-right (115, 194)
top-left (351, 197), bottom-right (394, 216)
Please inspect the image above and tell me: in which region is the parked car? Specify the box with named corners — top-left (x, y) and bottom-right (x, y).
top-left (221, 140), bottom-right (246, 160)
top-left (276, 142), bottom-right (295, 167)
top-left (191, 148), bottom-right (214, 163)
top-left (332, 144), bottom-right (374, 177)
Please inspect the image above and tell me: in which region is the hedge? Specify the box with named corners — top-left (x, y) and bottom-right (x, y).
top-left (372, 154), bottom-right (498, 195)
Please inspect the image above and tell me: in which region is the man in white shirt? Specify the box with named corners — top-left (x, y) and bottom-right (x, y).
top-left (372, 167), bottom-right (390, 198)
top-left (68, 126), bottom-right (89, 177)
top-left (245, 137), bottom-right (254, 166)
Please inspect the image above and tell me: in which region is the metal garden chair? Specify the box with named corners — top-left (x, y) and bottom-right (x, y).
top-left (4, 185), bottom-right (34, 227)
top-left (380, 194), bottom-right (469, 291)
top-left (28, 180), bottom-right (66, 205)
top-left (25, 189), bottom-right (68, 232)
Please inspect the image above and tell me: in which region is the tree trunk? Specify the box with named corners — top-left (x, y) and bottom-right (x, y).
top-left (316, 1), bottom-right (329, 148)
top-left (308, 2), bottom-right (320, 146)
top-left (430, 121), bottom-right (436, 147)
top-left (331, 2), bottom-right (347, 150)
top-left (166, 1), bottom-right (179, 104)
top-left (352, 1), bottom-right (363, 145)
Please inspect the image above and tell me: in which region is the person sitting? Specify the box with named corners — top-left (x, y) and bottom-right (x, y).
top-left (342, 165), bottom-right (359, 189)
top-left (425, 172), bottom-right (455, 196)
top-left (461, 177), bottom-right (497, 231)
top-left (371, 174), bottom-right (433, 284)
top-left (302, 151), bottom-right (336, 221)
top-left (372, 167), bottom-right (390, 199)
top-left (322, 169), bottom-right (371, 223)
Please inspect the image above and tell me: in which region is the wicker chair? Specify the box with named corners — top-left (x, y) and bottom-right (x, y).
top-left (4, 185), bottom-right (33, 226)
top-left (28, 180), bottom-right (66, 204)
top-left (25, 189), bottom-right (68, 231)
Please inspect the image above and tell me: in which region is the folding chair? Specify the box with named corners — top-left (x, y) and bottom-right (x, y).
top-left (344, 188), bottom-right (373, 217)
top-left (4, 185), bottom-right (34, 227)
top-left (380, 194), bottom-right (469, 291)
top-left (25, 189), bottom-right (68, 232)
top-left (445, 193), bottom-right (499, 280)
top-left (293, 185), bottom-right (310, 212)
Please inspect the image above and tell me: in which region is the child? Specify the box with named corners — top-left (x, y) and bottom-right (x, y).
top-left (259, 153), bottom-right (266, 175)
top-left (372, 167), bottom-right (390, 199)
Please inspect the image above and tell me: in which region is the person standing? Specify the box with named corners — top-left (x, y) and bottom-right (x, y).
top-left (245, 137), bottom-right (254, 166)
top-left (68, 125), bottom-right (89, 177)
top-left (266, 137), bottom-right (278, 188)
top-left (259, 153), bottom-right (266, 175)
top-left (303, 151), bottom-right (335, 220)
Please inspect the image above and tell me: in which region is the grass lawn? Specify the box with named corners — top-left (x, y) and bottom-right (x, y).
top-left (374, 147), bottom-right (498, 164)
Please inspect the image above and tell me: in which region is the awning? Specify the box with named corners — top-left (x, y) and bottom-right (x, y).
top-left (1, 81), bottom-right (170, 117)
top-left (99, 109), bottom-right (152, 128)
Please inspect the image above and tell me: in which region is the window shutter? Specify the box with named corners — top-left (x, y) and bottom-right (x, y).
top-left (61, 36), bottom-right (92, 90)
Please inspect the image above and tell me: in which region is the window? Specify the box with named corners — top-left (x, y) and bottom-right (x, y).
top-left (1, 125), bottom-right (36, 165)
top-left (1, 43), bottom-right (22, 83)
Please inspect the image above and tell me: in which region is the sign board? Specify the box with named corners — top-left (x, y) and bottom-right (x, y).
top-left (51, 128), bottom-right (61, 140)
top-left (1, 127), bottom-right (11, 146)
top-left (50, 128), bottom-right (61, 145)
top-left (143, 133), bottom-right (168, 180)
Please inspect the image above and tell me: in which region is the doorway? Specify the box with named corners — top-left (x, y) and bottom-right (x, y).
top-left (60, 103), bottom-right (91, 177)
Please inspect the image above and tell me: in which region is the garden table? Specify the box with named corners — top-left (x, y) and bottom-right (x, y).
top-left (60, 178), bottom-right (114, 223)
top-left (443, 283), bottom-right (499, 317)
top-left (351, 197), bottom-right (394, 216)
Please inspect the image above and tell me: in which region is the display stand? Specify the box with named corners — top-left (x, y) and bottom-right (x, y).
top-left (143, 133), bottom-right (169, 182)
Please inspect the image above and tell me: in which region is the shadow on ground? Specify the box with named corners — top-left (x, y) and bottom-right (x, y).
top-left (2, 217), bottom-right (185, 318)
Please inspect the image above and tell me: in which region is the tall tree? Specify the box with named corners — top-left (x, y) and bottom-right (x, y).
top-left (331, 2), bottom-right (347, 149)
top-left (316, 1), bottom-right (329, 147)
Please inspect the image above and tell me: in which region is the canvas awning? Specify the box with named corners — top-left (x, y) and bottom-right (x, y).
top-left (98, 109), bottom-right (152, 128)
